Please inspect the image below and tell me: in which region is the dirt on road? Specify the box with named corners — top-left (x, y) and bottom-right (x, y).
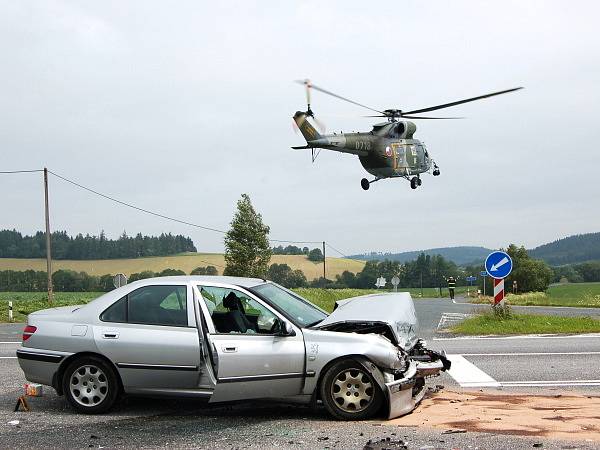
top-left (385, 390), bottom-right (600, 442)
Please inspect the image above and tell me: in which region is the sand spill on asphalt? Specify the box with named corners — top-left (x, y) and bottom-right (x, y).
top-left (384, 390), bottom-right (600, 441)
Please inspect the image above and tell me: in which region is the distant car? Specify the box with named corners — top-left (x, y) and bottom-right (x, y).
top-left (17, 276), bottom-right (450, 420)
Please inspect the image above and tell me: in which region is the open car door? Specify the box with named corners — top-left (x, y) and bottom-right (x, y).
top-left (194, 285), bottom-right (306, 402)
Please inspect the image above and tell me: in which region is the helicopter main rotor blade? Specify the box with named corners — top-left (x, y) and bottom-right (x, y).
top-left (402, 87), bottom-right (523, 115)
top-left (295, 80), bottom-right (385, 115)
top-left (400, 115), bottom-right (464, 120)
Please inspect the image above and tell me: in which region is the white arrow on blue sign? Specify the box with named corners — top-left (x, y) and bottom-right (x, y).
top-left (485, 251), bottom-right (513, 280)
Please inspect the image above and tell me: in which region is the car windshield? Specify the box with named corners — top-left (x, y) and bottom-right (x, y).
top-left (250, 283), bottom-right (327, 327)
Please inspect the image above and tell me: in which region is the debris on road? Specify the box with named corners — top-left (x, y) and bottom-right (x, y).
top-left (441, 428), bottom-right (467, 434)
top-left (363, 437), bottom-right (408, 450)
top-left (7, 420), bottom-right (20, 426)
top-left (384, 390), bottom-right (600, 442)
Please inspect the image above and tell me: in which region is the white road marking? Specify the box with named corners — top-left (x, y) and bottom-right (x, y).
top-left (445, 354), bottom-right (500, 388)
top-left (0, 356), bottom-right (17, 359)
top-left (501, 381), bottom-right (600, 387)
top-left (437, 312), bottom-right (472, 330)
top-left (0, 342), bottom-right (20, 344)
top-left (462, 352), bottom-right (600, 356)
top-left (434, 333), bottom-right (600, 341)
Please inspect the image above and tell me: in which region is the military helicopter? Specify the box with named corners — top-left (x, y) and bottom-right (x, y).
top-left (292, 80), bottom-right (522, 190)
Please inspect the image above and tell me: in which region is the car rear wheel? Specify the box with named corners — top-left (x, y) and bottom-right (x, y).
top-left (320, 359), bottom-right (383, 420)
top-left (62, 356), bottom-right (120, 414)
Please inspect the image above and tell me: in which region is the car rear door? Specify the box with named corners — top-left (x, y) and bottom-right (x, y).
top-left (95, 283), bottom-right (205, 391)
top-left (195, 285), bottom-right (306, 402)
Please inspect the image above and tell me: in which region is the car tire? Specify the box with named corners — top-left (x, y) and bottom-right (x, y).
top-left (320, 359), bottom-right (383, 420)
top-left (62, 356), bottom-right (120, 414)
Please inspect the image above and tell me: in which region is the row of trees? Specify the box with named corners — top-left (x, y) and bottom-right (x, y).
top-left (0, 266), bottom-right (218, 292)
top-left (0, 230), bottom-right (196, 260)
top-left (551, 261), bottom-right (600, 283)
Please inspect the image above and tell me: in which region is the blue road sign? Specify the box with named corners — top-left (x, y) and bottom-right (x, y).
top-left (466, 276), bottom-right (477, 282)
top-left (485, 251), bottom-right (513, 280)
top-left (480, 271), bottom-right (488, 277)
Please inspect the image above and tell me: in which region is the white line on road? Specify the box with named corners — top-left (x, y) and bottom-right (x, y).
top-left (0, 342), bottom-right (20, 344)
top-left (434, 333), bottom-right (600, 341)
top-left (501, 381), bottom-right (600, 387)
top-left (445, 354), bottom-right (500, 388)
top-left (0, 356), bottom-right (17, 359)
top-left (462, 352), bottom-right (600, 356)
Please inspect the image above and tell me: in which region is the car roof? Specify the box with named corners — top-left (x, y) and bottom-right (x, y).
top-left (126, 275), bottom-right (267, 289)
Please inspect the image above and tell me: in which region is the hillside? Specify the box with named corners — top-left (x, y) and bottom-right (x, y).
top-left (529, 232), bottom-right (600, 265)
top-left (0, 253), bottom-right (365, 281)
top-left (350, 246), bottom-right (492, 266)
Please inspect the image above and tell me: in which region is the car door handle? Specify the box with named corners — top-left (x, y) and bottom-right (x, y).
top-left (102, 332), bottom-right (119, 339)
top-left (222, 346), bottom-right (237, 353)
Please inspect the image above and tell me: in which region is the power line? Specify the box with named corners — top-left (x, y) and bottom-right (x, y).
top-left (0, 169), bottom-right (43, 174)
top-left (47, 170), bottom-right (322, 245)
top-left (326, 242), bottom-right (365, 264)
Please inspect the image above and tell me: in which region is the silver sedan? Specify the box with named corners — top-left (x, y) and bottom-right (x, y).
top-left (17, 276), bottom-right (449, 420)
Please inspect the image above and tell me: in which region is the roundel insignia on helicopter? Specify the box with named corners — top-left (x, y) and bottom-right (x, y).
top-left (385, 146), bottom-right (392, 157)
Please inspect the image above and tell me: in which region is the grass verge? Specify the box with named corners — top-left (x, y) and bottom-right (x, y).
top-left (451, 311), bottom-right (600, 335)
top-left (0, 292), bottom-right (101, 323)
top-left (470, 282), bottom-right (600, 308)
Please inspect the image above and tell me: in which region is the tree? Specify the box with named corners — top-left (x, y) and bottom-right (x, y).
top-left (307, 248), bottom-right (324, 262)
top-left (223, 194), bottom-right (272, 278)
top-left (191, 266), bottom-right (218, 276)
top-left (505, 244), bottom-right (554, 292)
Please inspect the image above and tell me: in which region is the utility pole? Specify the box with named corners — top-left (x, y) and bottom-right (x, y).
top-left (43, 168), bottom-right (53, 304)
top-left (322, 241), bottom-right (326, 280)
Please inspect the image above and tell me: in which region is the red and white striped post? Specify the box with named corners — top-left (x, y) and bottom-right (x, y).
top-left (493, 278), bottom-right (505, 306)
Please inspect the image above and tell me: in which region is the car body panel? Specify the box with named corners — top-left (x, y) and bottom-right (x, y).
top-left (316, 292), bottom-right (418, 350)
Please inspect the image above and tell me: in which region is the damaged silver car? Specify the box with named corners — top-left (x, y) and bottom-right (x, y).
top-left (17, 276), bottom-right (450, 420)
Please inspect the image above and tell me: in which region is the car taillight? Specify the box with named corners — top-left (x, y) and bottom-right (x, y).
top-left (22, 325), bottom-right (37, 341)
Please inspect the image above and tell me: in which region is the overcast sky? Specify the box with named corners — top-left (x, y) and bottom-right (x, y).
top-left (1, 1), bottom-right (599, 255)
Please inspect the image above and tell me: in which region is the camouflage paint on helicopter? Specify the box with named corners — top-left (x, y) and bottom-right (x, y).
top-left (293, 112), bottom-right (432, 190)
top-left (292, 80), bottom-right (522, 190)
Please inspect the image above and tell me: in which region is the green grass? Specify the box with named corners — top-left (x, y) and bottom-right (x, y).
top-left (0, 288), bottom-right (423, 322)
top-left (292, 288), bottom-right (380, 312)
top-left (470, 282), bottom-right (600, 308)
top-left (451, 311), bottom-right (600, 335)
top-left (0, 292), bottom-right (102, 323)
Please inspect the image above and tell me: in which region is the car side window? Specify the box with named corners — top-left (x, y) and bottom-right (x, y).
top-left (100, 285), bottom-right (188, 327)
top-left (198, 286), bottom-right (279, 335)
top-left (100, 296), bottom-right (127, 323)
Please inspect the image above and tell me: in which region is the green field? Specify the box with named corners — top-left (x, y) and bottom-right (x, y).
top-left (472, 282), bottom-right (600, 308)
top-left (451, 312), bottom-right (600, 335)
top-left (0, 253), bottom-right (365, 281)
top-left (0, 289), bottom-right (385, 322)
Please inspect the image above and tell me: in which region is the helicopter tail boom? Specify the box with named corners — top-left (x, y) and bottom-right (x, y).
top-left (293, 111), bottom-right (323, 142)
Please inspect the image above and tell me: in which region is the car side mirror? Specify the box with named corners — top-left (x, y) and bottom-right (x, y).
top-left (275, 320), bottom-right (296, 337)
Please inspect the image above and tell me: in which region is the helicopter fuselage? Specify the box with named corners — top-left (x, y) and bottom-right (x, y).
top-left (314, 132), bottom-right (432, 179)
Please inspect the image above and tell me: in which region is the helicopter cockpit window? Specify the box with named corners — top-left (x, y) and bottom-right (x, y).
top-left (395, 123), bottom-right (405, 136)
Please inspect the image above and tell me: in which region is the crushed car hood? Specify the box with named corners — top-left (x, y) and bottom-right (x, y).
top-left (316, 292), bottom-right (419, 349)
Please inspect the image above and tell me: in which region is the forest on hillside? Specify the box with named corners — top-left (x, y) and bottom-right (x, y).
top-left (0, 230), bottom-right (196, 260)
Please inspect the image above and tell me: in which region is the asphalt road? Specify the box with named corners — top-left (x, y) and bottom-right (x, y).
top-left (1, 298), bottom-right (600, 449)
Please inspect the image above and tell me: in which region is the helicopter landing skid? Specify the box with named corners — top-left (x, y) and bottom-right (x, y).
top-left (360, 177), bottom-right (382, 191)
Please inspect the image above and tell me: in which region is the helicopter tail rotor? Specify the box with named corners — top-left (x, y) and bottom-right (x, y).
top-left (297, 79), bottom-right (326, 132)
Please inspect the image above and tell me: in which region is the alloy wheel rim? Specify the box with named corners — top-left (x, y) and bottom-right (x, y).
top-left (331, 368), bottom-right (373, 413)
top-left (69, 364), bottom-right (108, 407)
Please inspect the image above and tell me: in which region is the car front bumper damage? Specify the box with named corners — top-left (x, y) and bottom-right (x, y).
top-left (384, 352), bottom-right (451, 419)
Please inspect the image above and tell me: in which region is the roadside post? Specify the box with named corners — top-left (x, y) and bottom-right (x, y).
top-left (391, 275), bottom-right (400, 292)
top-left (465, 275), bottom-right (477, 298)
top-left (8, 301), bottom-right (13, 322)
top-left (480, 270), bottom-right (488, 297)
top-left (484, 251), bottom-right (513, 307)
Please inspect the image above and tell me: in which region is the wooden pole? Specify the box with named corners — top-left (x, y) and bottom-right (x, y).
top-left (322, 241), bottom-right (326, 280)
top-left (44, 168), bottom-right (53, 304)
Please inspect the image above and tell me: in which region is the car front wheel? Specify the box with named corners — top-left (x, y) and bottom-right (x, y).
top-left (62, 356), bottom-right (120, 414)
top-left (320, 359), bottom-right (383, 420)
